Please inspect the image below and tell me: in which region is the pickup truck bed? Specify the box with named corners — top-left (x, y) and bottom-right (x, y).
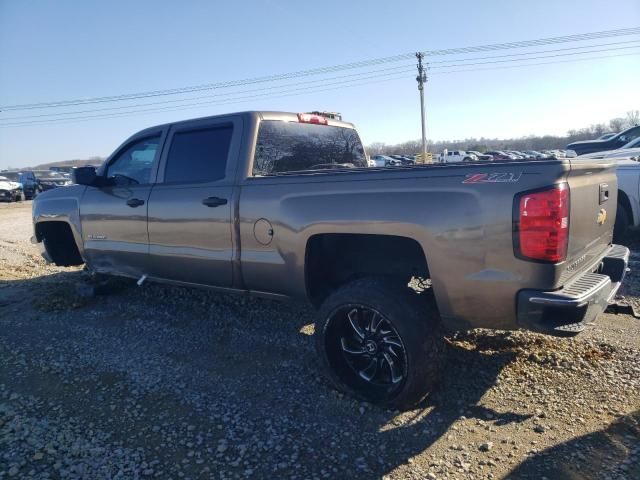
top-left (32, 111), bottom-right (629, 409)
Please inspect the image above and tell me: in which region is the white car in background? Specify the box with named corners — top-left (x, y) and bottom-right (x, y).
top-left (368, 155), bottom-right (401, 167)
top-left (0, 175), bottom-right (25, 202)
top-left (580, 136), bottom-right (640, 241)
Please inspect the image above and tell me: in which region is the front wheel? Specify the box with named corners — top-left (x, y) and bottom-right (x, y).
top-left (315, 277), bottom-right (445, 410)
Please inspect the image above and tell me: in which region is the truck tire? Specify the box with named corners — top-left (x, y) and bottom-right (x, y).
top-left (315, 277), bottom-right (445, 410)
top-left (614, 200), bottom-right (630, 244)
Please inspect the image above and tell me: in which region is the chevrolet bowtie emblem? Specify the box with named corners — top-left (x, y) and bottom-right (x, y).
top-left (597, 208), bottom-right (607, 225)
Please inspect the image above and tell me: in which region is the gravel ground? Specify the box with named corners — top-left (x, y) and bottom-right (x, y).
top-left (0, 200), bottom-right (639, 480)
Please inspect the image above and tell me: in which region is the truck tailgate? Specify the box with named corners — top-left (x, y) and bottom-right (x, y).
top-left (563, 156), bottom-right (617, 282)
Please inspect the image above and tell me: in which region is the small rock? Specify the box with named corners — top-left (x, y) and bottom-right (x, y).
top-left (479, 441), bottom-right (494, 452)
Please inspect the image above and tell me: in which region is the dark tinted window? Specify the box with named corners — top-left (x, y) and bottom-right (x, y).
top-left (618, 126), bottom-right (640, 144)
top-left (165, 126), bottom-right (233, 183)
top-left (107, 136), bottom-right (160, 185)
top-left (253, 121), bottom-right (366, 175)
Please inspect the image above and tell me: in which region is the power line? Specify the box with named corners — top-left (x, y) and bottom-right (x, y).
top-left (2, 49), bottom-right (637, 128)
top-left (2, 26), bottom-right (639, 111)
top-left (0, 69), bottom-right (416, 126)
top-left (0, 63), bottom-right (415, 121)
top-left (429, 43), bottom-right (640, 69)
top-left (426, 38), bottom-right (640, 64)
top-left (421, 27), bottom-right (640, 56)
top-left (3, 40), bottom-right (639, 124)
top-left (431, 50), bottom-right (640, 75)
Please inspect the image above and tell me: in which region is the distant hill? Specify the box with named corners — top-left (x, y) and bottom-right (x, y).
top-left (32, 157), bottom-right (105, 170)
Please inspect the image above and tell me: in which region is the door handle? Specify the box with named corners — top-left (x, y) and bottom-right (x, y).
top-left (202, 196), bottom-right (228, 207)
top-left (126, 198), bottom-right (145, 208)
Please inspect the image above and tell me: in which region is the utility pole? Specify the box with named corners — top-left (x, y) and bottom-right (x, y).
top-left (415, 52), bottom-right (429, 162)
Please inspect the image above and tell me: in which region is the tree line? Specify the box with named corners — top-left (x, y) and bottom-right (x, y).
top-left (367, 110), bottom-right (640, 155)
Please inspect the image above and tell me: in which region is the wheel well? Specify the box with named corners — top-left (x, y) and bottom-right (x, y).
top-left (35, 221), bottom-right (83, 266)
top-left (618, 189), bottom-right (633, 224)
top-left (305, 233), bottom-right (429, 306)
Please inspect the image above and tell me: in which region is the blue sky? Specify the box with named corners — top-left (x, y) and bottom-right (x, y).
top-left (1, 0), bottom-right (639, 168)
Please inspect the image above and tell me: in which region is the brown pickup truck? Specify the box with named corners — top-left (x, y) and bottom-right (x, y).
top-left (32, 111), bottom-right (629, 409)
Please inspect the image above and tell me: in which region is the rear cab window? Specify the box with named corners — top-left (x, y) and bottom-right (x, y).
top-left (252, 120), bottom-right (367, 175)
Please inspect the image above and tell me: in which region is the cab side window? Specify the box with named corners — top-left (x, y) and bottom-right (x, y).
top-left (164, 126), bottom-right (233, 183)
top-left (106, 136), bottom-right (160, 185)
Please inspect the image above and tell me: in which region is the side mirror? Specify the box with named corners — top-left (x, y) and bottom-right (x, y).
top-left (72, 166), bottom-right (97, 186)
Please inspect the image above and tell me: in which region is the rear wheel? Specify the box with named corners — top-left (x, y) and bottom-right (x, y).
top-left (315, 277), bottom-right (444, 410)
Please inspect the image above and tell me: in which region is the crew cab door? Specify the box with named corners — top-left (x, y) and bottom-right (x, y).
top-left (80, 132), bottom-right (164, 277)
top-left (146, 115), bottom-right (242, 287)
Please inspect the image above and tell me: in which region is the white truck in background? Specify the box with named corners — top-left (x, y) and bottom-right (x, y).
top-left (438, 150), bottom-right (477, 163)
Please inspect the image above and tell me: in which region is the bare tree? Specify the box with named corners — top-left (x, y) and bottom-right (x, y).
top-left (610, 117), bottom-right (626, 132)
top-left (368, 112), bottom-right (637, 154)
top-left (625, 110), bottom-right (640, 128)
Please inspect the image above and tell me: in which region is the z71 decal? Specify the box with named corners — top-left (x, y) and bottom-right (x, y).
top-left (462, 172), bottom-right (522, 184)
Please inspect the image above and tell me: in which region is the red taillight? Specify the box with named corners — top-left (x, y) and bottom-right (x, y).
top-left (297, 113), bottom-right (328, 125)
top-left (516, 184), bottom-right (570, 263)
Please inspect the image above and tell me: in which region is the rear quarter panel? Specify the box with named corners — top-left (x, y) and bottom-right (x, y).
top-left (239, 161), bottom-right (571, 330)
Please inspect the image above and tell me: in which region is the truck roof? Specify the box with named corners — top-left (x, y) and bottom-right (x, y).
top-left (135, 111), bottom-right (356, 137)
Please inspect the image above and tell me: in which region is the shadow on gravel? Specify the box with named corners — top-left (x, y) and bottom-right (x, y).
top-left (349, 331), bottom-right (530, 478)
top-left (507, 409), bottom-right (640, 479)
top-left (1, 271), bottom-right (536, 478)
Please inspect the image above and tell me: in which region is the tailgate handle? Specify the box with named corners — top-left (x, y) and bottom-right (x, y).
top-left (599, 183), bottom-right (609, 204)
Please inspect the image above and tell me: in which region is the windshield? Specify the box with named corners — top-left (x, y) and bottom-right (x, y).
top-left (1, 172), bottom-right (19, 181)
top-left (615, 126), bottom-right (640, 145)
top-left (622, 137), bottom-right (640, 149)
top-left (33, 170), bottom-right (63, 178)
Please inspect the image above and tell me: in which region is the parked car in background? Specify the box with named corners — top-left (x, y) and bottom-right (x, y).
top-left (617, 136), bottom-right (640, 152)
top-left (521, 150), bottom-right (548, 159)
top-left (467, 151), bottom-right (493, 161)
top-left (438, 150), bottom-right (477, 162)
top-left (567, 125), bottom-right (640, 156)
top-left (0, 175), bottom-right (25, 202)
top-left (508, 151), bottom-right (528, 159)
top-left (389, 154), bottom-right (415, 165)
top-left (580, 140), bottom-right (640, 242)
top-left (369, 155), bottom-right (401, 167)
top-left (597, 132), bottom-right (618, 141)
top-left (33, 170), bottom-right (73, 191)
top-left (484, 151), bottom-right (515, 161)
top-left (0, 170), bottom-right (38, 199)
